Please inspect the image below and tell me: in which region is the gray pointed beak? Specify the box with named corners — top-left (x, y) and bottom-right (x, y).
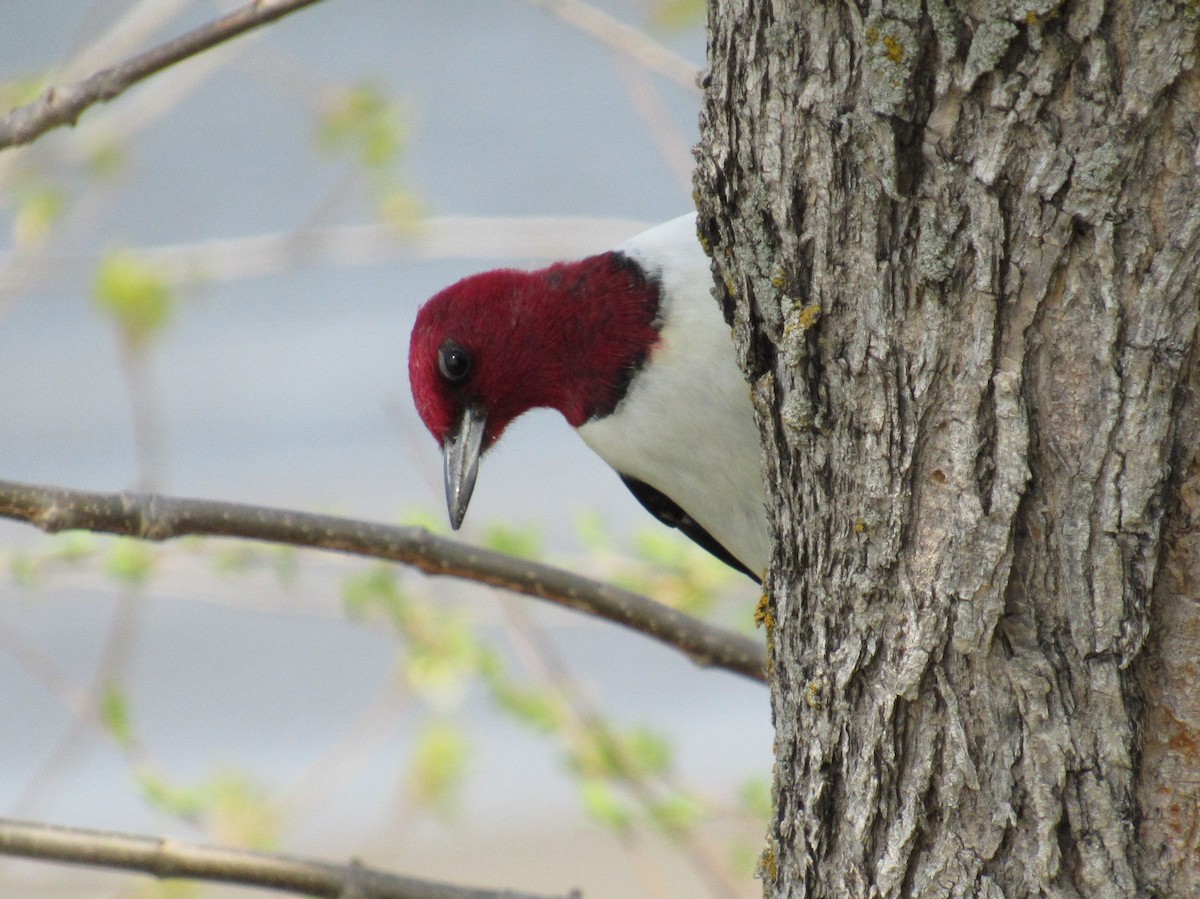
top-left (443, 404), bottom-right (487, 530)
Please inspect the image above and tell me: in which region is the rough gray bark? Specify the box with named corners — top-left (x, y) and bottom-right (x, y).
top-left (694, 2), bottom-right (1200, 897)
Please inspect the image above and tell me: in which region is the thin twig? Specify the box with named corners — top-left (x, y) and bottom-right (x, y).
top-left (613, 58), bottom-right (695, 192)
top-left (0, 479), bottom-right (767, 683)
top-left (0, 216), bottom-right (655, 290)
top-left (523, 0), bottom-right (700, 92)
top-left (500, 597), bottom-right (742, 899)
top-left (0, 817), bottom-right (577, 899)
top-left (11, 588), bottom-right (144, 816)
top-left (276, 673), bottom-right (412, 822)
top-left (0, 0), bottom-right (329, 151)
top-left (14, 320), bottom-right (172, 812)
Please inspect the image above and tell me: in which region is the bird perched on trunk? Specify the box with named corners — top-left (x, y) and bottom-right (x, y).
top-left (408, 214), bottom-right (768, 581)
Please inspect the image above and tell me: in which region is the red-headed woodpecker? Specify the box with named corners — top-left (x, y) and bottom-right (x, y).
top-left (408, 214), bottom-right (768, 580)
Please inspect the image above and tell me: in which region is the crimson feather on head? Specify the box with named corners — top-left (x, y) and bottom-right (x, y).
top-left (408, 253), bottom-right (662, 448)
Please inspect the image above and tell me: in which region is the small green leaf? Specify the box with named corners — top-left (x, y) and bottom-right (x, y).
top-left (137, 769), bottom-right (276, 849)
top-left (342, 564), bottom-right (405, 627)
top-left (86, 140), bottom-right (126, 180)
top-left (739, 776), bottom-right (772, 820)
top-left (271, 545), bottom-right (298, 584)
top-left (579, 778), bottom-right (631, 833)
top-left (729, 838), bottom-right (760, 878)
top-left (631, 528), bottom-right (689, 566)
top-left (317, 83), bottom-right (406, 171)
top-left (208, 771), bottom-right (277, 849)
top-left (401, 507), bottom-right (446, 533)
top-left (647, 792), bottom-right (702, 833)
top-left (408, 720), bottom-right (469, 814)
top-left (0, 73), bottom-right (48, 109)
top-left (50, 530), bottom-right (95, 563)
top-left (622, 525), bottom-right (733, 615)
top-left (572, 724), bottom-right (627, 780)
top-left (93, 250), bottom-right (173, 347)
top-left (379, 184), bottom-right (424, 234)
top-left (9, 552), bottom-right (39, 587)
top-left (481, 521), bottom-right (541, 560)
top-left (571, 723), bottom-right (671, 781)
top-left (402, 610), bottom-right (477, 708)
top-left (574, 510), bottom-right (613, 553)
top-left (501, 687), bottom-right (563, 733)
top-left (101, 681), bottom-right (134, 748)
top-left (622, 727), bottom-right (672, 777)
top-left (104, 539), bottom-right (155, 585)
top-left (482, 661), bottom-right (564, 734)
top-left (137, 770), bottom-right (205, 819)
top-left (650, 0), bottom-right (705, 29)
top-left (213, 543), bottom-right (260, 575)
top-left (13, 184), bottom-right (65, 246)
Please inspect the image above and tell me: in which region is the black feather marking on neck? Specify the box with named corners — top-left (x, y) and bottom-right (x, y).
top-left (589, 252), bottom-right (663, 421)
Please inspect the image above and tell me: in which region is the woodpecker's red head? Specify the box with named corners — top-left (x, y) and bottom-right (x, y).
top-left (408, 253), bottom-right (661, 528)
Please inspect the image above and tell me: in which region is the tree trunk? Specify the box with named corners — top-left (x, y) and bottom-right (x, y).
top-left (694, 2), bottom-right (1200, 896)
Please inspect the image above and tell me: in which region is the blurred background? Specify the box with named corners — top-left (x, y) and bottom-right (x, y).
top-left (0, 2), bottom-right (770, 897)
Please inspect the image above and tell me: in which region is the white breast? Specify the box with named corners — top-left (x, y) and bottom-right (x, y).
top-left (576, 214), bottom-right (769, 578)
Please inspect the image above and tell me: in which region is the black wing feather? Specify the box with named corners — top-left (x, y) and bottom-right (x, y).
top-left (618, 474), bottom-right (759, 582)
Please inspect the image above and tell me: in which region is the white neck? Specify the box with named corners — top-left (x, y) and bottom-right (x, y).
top-left (576, 215), bottom-right (769, 577)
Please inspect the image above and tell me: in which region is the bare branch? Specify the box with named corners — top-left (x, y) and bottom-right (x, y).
top-left (0, 0), bottom-right (329, 152)
top-left (522, 0), bottom-right (700, 92)
top-left (0, 479), bottom-right (767, 682)
top-left (0, 816), bottom-right (577, 899)
top-left (0, 216), bottom-right (655, 292)
top-left (137, 214), bottom-right (653, 273)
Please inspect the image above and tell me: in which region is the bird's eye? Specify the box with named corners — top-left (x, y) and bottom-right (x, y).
top-left (437, 341), bottom-right (472, 383)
